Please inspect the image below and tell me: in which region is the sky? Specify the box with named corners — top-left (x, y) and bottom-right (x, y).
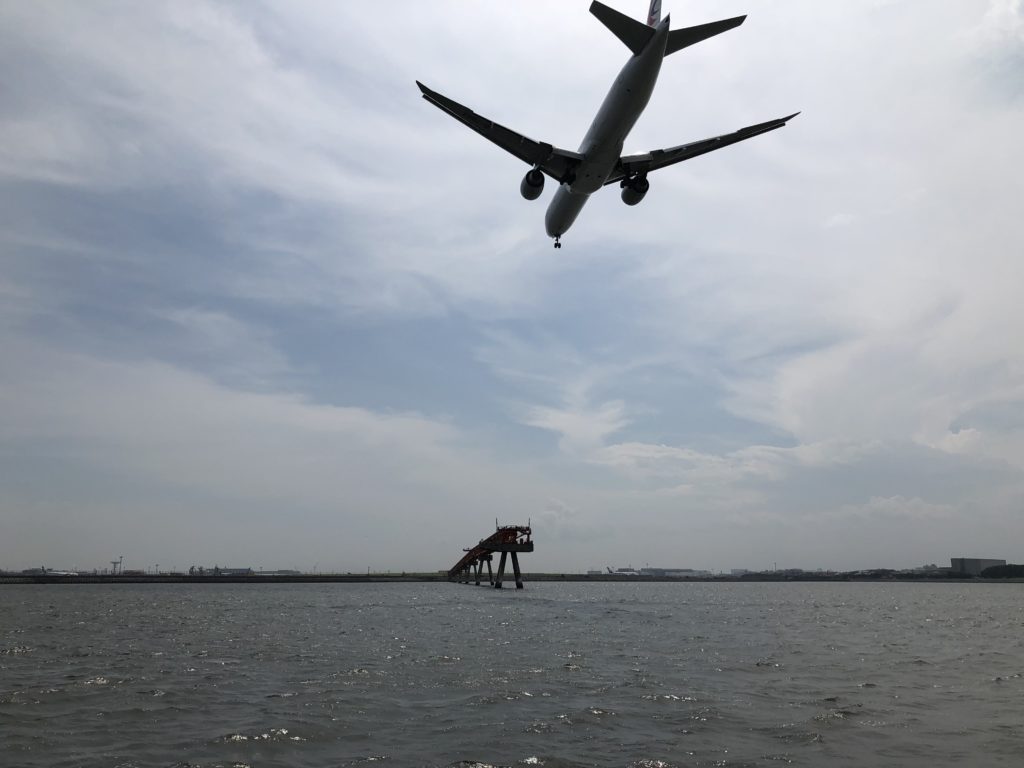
top-left (1, 0), bottom-right (1023, 574)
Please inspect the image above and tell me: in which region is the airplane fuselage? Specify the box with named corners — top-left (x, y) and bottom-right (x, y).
top-left (545, 17), bottom-right (670, 239)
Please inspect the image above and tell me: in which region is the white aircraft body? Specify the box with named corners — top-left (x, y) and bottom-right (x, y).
top-left (417, 0), bottom-right (798, 247)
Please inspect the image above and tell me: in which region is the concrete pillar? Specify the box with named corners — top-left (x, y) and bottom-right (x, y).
top-left (512, 551), bottom-right (523, 589)
top-left (495, 551), bottom-right (508, 589)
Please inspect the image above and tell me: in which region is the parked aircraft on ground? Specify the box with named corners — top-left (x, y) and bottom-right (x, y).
top-left (417, 0), bottom-right (798, 247)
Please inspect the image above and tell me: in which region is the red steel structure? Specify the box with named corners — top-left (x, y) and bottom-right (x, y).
top-left (448, 524), bottom-right (533, 589)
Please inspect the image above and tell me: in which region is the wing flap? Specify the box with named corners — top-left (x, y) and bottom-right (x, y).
top-left (605, 112), bottom-right (799, 184)
top-left (417, 81), bottom-right (581, 183)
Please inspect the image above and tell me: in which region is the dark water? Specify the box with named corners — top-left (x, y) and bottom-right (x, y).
top-left (2, 582), bottom-right (1023, 767)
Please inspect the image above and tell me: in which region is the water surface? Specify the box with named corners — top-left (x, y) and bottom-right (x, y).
top-left (2, 581), bottom-right (1022, 767)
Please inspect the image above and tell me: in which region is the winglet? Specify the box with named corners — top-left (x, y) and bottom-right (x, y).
top-left (417, 80), bottom-right (455, 116)
top-left (736, 112), bottom-right (801, 139)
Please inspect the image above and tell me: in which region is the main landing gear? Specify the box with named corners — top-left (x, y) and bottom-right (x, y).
top-left (553, 236), bottom-right (562, 249)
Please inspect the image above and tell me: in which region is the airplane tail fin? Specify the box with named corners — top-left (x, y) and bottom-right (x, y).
top-left (590, 1), bottom-right (655, 56)
top-left (665, 15), bottom-right (746, 55)
top-left (646, 0), bottom-right (661, 27)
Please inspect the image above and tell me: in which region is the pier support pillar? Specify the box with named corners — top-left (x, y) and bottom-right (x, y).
top-left (512, 552), bottom-right (523, 589)
top-left (495, 551), bottom-right (508, 588)
top-left (485, 556), bottom-right (494, 586)
top-left (474, 561), bottom-right (481, 586)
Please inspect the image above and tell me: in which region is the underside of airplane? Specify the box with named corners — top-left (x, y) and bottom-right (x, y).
top-left (417, 1), bottom-right (798, 246)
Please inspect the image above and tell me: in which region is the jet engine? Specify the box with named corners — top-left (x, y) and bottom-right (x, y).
top-left (520, 168), bottom-right (545, 200)
top-left (620, 175), bottom-right (649, 206)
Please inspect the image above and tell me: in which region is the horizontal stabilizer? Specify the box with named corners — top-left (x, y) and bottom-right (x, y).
top-left (666, 15), bottom-right (746, 55)
top-left (590, 1), bottom-right (656, 56)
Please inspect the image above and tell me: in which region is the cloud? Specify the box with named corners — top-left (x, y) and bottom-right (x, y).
top-left (2, 1), bottom-right (1024, 572)
top-left (533, 497), bottom-right (609, 544)
top-left (974, 0), bottom-right (1024, 45)
top-left (0, 334), bottom-right (539, 569)
top-left (0, 2), bottom-right (370, 200)
top-left (525, 399), bottom-right (630, 457)
top-left (155, 307), bottom-right (292, 386)
top-left (829, 495), bottom-right (955, 522)
top-left (0, 338), bottom-right (458, 497)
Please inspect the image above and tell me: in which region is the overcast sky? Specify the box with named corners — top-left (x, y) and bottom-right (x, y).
top-left (1, 1), bottom-right (1022, 574)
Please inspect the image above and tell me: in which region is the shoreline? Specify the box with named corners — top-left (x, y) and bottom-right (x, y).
top-left (1, 572), bottom-right (1016, 585)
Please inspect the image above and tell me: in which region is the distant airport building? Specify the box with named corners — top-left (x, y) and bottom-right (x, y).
top-left (189, 566), bottom-right (254, 576)
top-left (950, 558), bottom-right (1005, 576)
top-left (606, 566), bottom-right (711, 578)
top-left (639, 567), bottom-right (712, 578)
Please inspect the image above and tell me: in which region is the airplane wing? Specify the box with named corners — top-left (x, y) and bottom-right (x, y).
top-left (416, 81), bottom-right (583, 184)
top-left (604, 112), bottom-right (800, 185)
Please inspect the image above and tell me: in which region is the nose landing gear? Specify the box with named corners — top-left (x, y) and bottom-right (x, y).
top-left (553, 236), bottom-right (562, 249)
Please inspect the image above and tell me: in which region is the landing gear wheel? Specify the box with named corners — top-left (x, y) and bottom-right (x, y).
top-left (554, 237), bottom-right (562, 249)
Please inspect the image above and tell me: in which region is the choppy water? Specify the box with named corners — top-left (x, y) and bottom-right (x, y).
top-left (1, 582), bottom-right (1023, 767)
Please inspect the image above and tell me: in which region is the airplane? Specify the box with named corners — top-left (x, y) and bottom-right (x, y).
top-left (417, 0), bottom-right (798, 248)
